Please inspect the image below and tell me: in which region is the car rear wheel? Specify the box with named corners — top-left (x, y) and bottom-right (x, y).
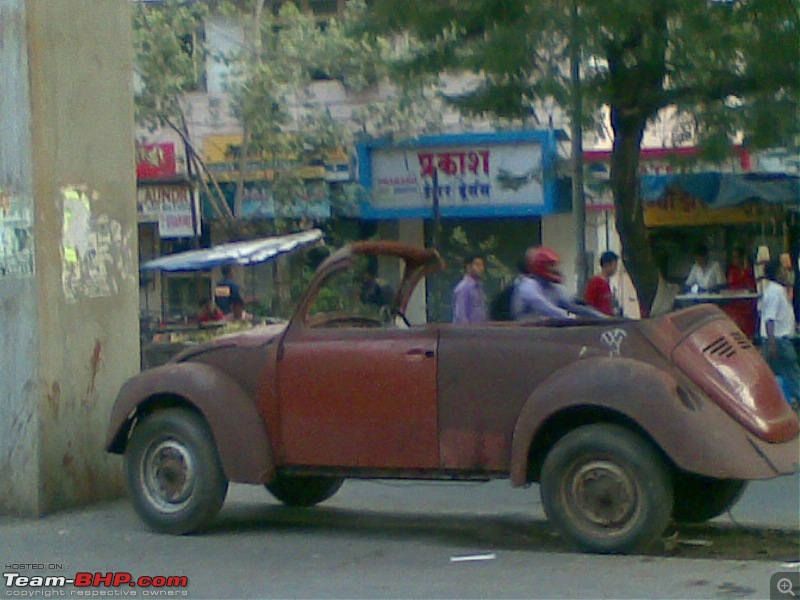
top-left (125, 408), bottom-right (228, 534)
top-left (540, 423), bottom-right (673, 554)
top-left (672, 474), bottom-right (747, 523)
top-left (266, 474), bottom-right (344, 507)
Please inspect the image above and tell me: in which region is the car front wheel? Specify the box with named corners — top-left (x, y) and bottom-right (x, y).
top-left (540, 423), bottom-right (673, 554)
top-left (672, 474), bottom-right (747, 523)
top-left (266, 474), bottom-right (344, 507)
top-left (125, 408), bottom-right (228, 534)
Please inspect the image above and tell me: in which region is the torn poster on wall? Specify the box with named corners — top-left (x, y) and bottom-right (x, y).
top-left (61, 185), bottom-right (134, 302)
top-left (0, 185), bottom-right (35, 279)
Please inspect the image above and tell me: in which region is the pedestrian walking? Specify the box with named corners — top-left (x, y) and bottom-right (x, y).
top-left (584, 251), bottom-right (620, 316)
top-left (759, 259), bottom-right (800, 409)
top-left (452, 254), bottom-right (487, 324)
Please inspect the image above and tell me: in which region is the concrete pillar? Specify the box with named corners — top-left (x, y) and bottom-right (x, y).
top-left (0, 0), bottom-right (138, 515)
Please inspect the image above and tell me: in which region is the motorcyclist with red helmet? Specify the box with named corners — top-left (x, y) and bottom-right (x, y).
top-left (511, 246), bottom-right (608, 320)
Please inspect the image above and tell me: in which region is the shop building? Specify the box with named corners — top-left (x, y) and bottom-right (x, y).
top-left (136, 140), bottom-right (207, 323)
top-left (357, 130), bottom-right (571, 321)
top-left (584, 146), bottom-right (800, 324)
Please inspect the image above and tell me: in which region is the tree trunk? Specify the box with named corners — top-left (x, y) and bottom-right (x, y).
top-left (604, 3), bottom-right (669, 318)
top-left (610, 111), bottom-right (659, 316)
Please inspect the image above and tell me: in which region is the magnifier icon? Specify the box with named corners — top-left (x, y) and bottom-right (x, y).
top-left (778, 578), bottom-right (796, 596)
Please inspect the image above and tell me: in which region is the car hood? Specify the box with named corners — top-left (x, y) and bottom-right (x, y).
top-left (170, 322), bottom-right (287, 363)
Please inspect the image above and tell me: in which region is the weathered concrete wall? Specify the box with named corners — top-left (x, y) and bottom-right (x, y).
top-left (0, 0), bottom-right (40, 514)
top-left (0, 0), bottom-right (139, 515)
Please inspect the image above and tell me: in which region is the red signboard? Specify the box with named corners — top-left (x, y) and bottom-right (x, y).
top-left (136, 143), bottom-right (178, 180)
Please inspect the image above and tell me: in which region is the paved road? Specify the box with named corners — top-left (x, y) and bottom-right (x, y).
top-left (726, 474), bottom-right (799, 530)
top-left (1, 474), bottom-right (797, 599)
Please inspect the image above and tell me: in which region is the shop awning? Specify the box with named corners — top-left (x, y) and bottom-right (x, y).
top-left (641, 172), bottom-right (799, 207)
top-left (140, 229), bottom-right (324, 272)
top-left (639, 172), bottom-right (799, 227)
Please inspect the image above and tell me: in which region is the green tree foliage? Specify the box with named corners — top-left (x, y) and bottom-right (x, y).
top-left (133, 0), bottom-right (210, 130)
top-left (132, 0), bottom-right (237, 222)
top-left (214, 0), bottom-right (446, 216)
top-left (368, 0), bottom-right (799, 313)
top-left (133, 0), bottom-right (444, 225)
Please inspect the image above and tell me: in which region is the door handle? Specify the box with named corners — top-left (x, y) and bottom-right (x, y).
top-left (404, 348), bottom-right (435, 361)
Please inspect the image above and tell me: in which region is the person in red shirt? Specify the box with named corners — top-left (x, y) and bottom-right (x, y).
top-left (584, 251), bottom-right (619, 316)
top-left (726, 247), bottom-right (756, 291)
top-left (196, 298), bottom-right (224, 324)
top-left (725, 246), bottom-right (758, 337)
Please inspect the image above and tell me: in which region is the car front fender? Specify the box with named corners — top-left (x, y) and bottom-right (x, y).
top-left (105, 361), bottom-right (274, 484)
top-left (509, 357), bottom-right (799, 486)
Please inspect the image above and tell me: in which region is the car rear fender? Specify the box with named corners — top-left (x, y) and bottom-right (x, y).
top-left (509, 357), bottom-right (798, 486)
top-left (105, 362), bottom-right (274, 484)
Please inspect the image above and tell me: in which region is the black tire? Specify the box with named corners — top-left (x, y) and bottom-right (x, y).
top-left (540, 424), bottom-right (673, 554)
top-left (125, 408), bottom-right (228, 534)
top-left (672, 474), bottom-right (747, 523)
top-left (266, 474), bottom-right (344, 507)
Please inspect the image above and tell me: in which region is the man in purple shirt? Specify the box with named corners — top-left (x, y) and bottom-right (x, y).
top-left (452, 254), bottom-right (487, 324)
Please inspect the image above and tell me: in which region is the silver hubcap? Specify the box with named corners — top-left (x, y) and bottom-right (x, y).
top-left (141, 439), bottom-right (195, 513)
top-left (568, 460), bottom-right (638, 529)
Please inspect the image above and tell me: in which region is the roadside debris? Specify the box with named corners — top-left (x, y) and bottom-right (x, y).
top-left (450, 553), bottom-right (497, 563)
top-left (662, 531), bottom-right (713, 551)
top-left (679, 539), bottom-right (714, 547)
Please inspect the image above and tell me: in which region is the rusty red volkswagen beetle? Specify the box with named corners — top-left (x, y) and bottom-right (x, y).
top-left (106, 241), bottom-right (799, 553)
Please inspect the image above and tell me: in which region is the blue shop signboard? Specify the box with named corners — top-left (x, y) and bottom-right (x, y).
top-left (357, 130), bottom-right (564, 219)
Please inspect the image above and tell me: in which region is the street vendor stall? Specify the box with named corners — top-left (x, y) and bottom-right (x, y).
top-left (642, 172), bottom-right (799, 338)
top-left (141, 228), bottom-right (323, 272)
top-left (139, 229), bottom-right (323, 368)
top-left (674, 291), bottom-right (760, 337)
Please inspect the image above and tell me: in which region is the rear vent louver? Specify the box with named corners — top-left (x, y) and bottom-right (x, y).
top-left (729, 331), bottom-right (753, 349)
top-left (702, 336), bottom-right (737, 358)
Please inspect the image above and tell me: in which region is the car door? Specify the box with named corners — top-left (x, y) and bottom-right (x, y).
top-left (277, 326), bottom-right (440, 469)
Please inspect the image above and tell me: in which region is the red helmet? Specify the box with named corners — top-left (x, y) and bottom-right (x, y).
top-left (526, 246), bottom-right (563, 283)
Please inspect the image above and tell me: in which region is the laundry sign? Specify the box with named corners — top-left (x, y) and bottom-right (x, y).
top-left (137, 186), bottom-right (198, 238)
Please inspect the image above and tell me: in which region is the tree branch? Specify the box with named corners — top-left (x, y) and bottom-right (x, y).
top-left (163, 116), bottom-right (235, 223)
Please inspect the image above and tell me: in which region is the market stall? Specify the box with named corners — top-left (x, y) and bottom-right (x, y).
top-left (674, 291), bottom-right (760, 337)
top-left (139, 229), bottom-right (323, 368)
top-left (642, 172), bottom-right (799, 338)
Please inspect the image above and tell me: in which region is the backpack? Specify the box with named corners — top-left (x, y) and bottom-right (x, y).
top-left (489, 281), bottom-right (517, 321)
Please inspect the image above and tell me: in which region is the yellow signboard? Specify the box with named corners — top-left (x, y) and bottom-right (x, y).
top-left (643, 189), bottom-right (781, 227)
top-left (644, 204), bottom-right (772, 227)
top-left (202, 134), bottom-right (346, 182)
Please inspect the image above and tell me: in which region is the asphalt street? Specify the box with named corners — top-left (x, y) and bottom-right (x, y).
top-left (1, 475), bottom-right (798, 600)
